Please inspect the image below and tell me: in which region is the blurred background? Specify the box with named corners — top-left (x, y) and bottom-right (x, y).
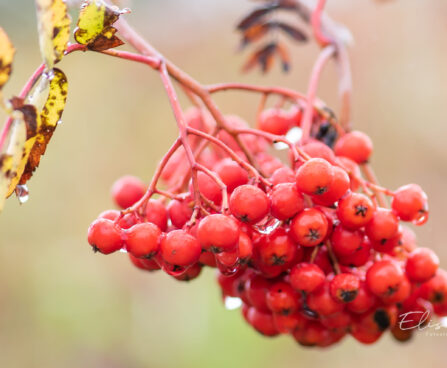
top-left (0, 0), bottom-right (446, 367)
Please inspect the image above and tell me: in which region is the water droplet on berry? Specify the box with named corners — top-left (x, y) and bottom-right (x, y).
top-left (224, 296), bottom-right (242, 310)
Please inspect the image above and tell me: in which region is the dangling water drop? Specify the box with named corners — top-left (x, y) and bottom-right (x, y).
top-left (16, 184), bottom-right (29, 204)
top-left (57, 120), bottom-right (63, 125)
top-left (224, 296), bottom-right (242, 310)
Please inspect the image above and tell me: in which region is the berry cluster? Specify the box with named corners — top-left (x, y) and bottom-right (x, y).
top-left (88, 106), bottom-right (444, 347)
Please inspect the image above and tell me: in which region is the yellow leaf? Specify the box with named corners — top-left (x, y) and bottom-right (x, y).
top-left (0, 116), bottom-right (27, 211)
top-left (18, 69), bottom-right (68, 187)
top-left (74, 0), bottom-right (125, 50)
top-left (5, 98), bottom-right (41, 197)
top-left (35, 0), bottom-right (71, 69)
top-left (0, 27), bottom-right (15, 90)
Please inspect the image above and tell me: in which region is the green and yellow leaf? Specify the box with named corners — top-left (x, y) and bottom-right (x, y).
top-left (74, 0), bottom-right (125, 51)
top-left (0, 27), bottom-right (15, 91)
top-left (35, 0), bottom-right (71, 69)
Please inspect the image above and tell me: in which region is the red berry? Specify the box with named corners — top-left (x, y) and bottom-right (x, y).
top-left (246, 307), bottom-right (279, 336)
top-left (215, 158), bottom-right (249, 193)
top-left (334, 131), bottom-right (373, 164)
top-left (87, 218), bottom-right (123, 254)
top-left (331, 225), bottom-right (364, 256)
top-left (256, 228), bottom-right (297, 267)
top-left (246, 274), bottom-right (272, 312)
top-left (270, 183), bottom-right (305, 220)
top-left (128, 253), bottom-right (160, 271)
top-left (194, 171), bottom-right (222, 205)
top-left (111, 175), bottom-right (146, 209)
top-left (290, 263), bottom-right (325, 293)
top-left (270, 167), bottom-right (295, 185)
top-left (338, 238), bottom-right (372, 267)
top-left (257, 108), bottom-right (292, 135)
top-left (145, 199), bottom-right (168, 231)
top-left (337, 192), bottom-right (375, 229)
top-left (125, 222), bottom-right (161, 258)
top-left (174, 263), bottom-right (203, 281)
top-left (296, 158), bottom-right (334, 196)
top-left (365, 208), bottom-right (399, 243)
top-left (160, 230), bottom-right (201, 267)
top-left (307, 280), bottom-right (344, 316)
top-left (392, 184), bottom-right (428, 224)
top-left (301, 140), bottom-right (337, 164)
top-left (266, 282), bottom-right (298, 315)
top-left (366, 260), bottom-right (404, 298)
top-left (290, 208), bottom-right (329, 247)
top-left (312, 166), bottom-right (350, 206)
top-left (98, 209), bottom-right (120, 221)
top-left (197, 214), bottom-right (240, 253)
top-left (229, 185), bottom-right (270, 224)
top-left (167, 198), bottom-right (193, 229)
top-left (347, 281), bottom-right (376, 314)
top-left (337, 156), bottom-right (362, 191)
top-left (329, 273), bottom-right (360, 303)
top-left (406, 247), bottom-right (439, 283)
top-left (420, 269), bottom-right (447, 305)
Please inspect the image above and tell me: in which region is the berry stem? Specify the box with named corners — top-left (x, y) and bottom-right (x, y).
top-left (301, 45), bottom-right (336, 144)
top-left (325, 240), bottom-right (341, 275)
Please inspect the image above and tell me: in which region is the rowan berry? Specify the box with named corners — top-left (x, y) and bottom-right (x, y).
top-left (334, 130), bottom-right (373, 164)
top-left (229, 184), bottom-right (270, 223)
top-left (290, 262), bottom-right (326, 293)
top-left (366, 260), bottom-right (404, 298)
top-left (331, 225), bottom-right (364, 256)
top-left (307, 280), bottom-right (344, 316)
top-left (290, 208), bottom-right (329, 247)
top-left (330, 273), bottom-right (360, 303)
top-left (270, 166), bottom-right (295, 185)
top-left (111, 175), bottom-right (146, 209)
top-left (266, 282), bottom-right (298, 315)
top-left (406, 247), bottom-right (439, 283)
top-left (88, 218), bottom-right (123, 254)
top-left (270, 183), bottom-right (305, 220)
top-left (167, 198), bottom-right (193, 229)
top-left (160, 230), bottom-right (201, 267)
top-left (197, 214), bottom-right (240, 253)
top-left (337, 192), bottom-right (375, 229)
top-left (256, 228), bottom-right (296, 267)
top-left (125, 222), bottom-right (162, 258)
top-left (257, 108), bottom-right (292, 135)
top-left (145, 199), bottom-right (168, 231)
top-left (365, 208), bottom-right (399, 243)
top-left (296, 158), bottom-right (334, 196)
top-left (128, 253), bottom-right (160, 271)
top-left (392, 184), bottom-right (428, 224)
top-left (214, 158), bottom-right (249, 193)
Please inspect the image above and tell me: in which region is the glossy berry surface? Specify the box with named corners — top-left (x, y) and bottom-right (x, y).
top-left (111, 175), bottom-right (146, 209)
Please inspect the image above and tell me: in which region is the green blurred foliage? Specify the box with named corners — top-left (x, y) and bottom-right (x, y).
top-left (0, 0), bottom-right (446, 367)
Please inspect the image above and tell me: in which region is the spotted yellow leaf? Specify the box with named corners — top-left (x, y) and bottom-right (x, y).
top-left (0, 27), bottom-right (15, 90)
top-left (0, 115), bottom-right (27, 211)
top-left (35, 0), bottom-right (71, 69)
top-left (74, 0), bottom-right (125, 51)
top-left (19, 68), bottom-right (68, 187)
top-left (5, 98), bottom-right (41, 197)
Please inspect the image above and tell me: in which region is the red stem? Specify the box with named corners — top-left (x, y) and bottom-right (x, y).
top-left (311, 0), bottom-right (332, 47)
top-left (300, 45), bottom-right (336, 143)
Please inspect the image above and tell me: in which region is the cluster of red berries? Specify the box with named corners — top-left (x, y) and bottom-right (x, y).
top-left (87, 106), bottom-right (445, 347)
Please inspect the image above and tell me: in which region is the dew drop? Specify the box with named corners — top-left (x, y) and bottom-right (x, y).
top-left (224, 296), bottom-right (242, 310)
top-left (57, 120), bottom-right (63, 125)
top-left (16, 184), bottom-right (29, 204)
